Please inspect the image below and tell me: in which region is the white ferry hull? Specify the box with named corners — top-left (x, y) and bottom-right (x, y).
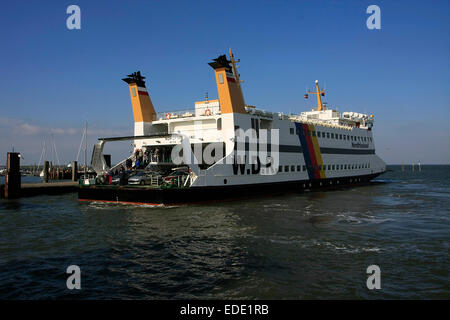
top-left (78, 171), bottom-right (385, 205)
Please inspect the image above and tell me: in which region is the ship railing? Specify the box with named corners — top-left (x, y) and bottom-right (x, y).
top-left (156, 106), bottom-right (221, 120)
top-left (109, 153), bottom-right (136, 173)
top-left (288, 116), bottom-right (354, 130)
top-left (157, 108), bottom-right (194, 120)
top-left (171, 127), bottom-right (219, 135)
top-left (194, 105), bottom-right (221, 117)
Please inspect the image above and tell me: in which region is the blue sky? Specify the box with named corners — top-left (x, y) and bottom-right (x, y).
top-left (0, 0), bottom-right (449, 165)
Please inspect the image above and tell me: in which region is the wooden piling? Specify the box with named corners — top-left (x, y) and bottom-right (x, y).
top-left (72, 161), bottom-right (78, 181)
top-left (5, 152), bottom-right (21, 199)
top-left (43, 161), bottom-right (49, 183)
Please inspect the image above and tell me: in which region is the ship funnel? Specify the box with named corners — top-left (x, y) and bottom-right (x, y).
top-left (122, 71), bottom-right (157, 125)
top-left (209, 53), bottom-right (246, 114)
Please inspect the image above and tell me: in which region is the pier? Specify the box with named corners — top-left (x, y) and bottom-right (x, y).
top-left (1, 180), bottom-right (79, 199)
top-left (1, 152), bottom-right (80, 199)
top-left (19, 181), bottom-right (79, 197)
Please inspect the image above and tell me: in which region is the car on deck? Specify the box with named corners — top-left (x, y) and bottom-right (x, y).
top-left (111, 170), bottom-right (134, 185)
top-left (163, 167), bottom-right (189, 185)
top-left (127, 171), bottom-right (154, 185)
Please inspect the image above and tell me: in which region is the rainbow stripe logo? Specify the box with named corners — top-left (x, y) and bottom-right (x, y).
top-left (295, 123), bottom-right (326, 180)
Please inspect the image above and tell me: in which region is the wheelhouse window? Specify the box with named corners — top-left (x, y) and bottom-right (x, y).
top-left (217, 118), bottom-right (222, 130)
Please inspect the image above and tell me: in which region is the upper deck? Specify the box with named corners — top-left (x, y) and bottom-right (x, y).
top-left (151, 101), bottom-right (374, 134)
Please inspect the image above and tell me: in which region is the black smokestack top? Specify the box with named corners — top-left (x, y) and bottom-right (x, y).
top-left (122, 71), bottom-right (146, 87)
top-left (208, 55), bottom-right (232, 72)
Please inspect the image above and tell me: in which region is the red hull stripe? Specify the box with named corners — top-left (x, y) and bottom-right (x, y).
top-left (138, 91), bottom-right (149, 96)
top-left (78, 196), bottom-right (247, 207)
top-left (79, 198), bottom-right (163, 206)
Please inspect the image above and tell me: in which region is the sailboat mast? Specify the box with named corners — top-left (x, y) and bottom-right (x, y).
top-left (84, 121), bottom-right (88, 176)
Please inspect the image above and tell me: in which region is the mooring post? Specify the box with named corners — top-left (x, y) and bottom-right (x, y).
top-left (5, 152), bottom-right (21, 199)
top-left (72, 161), bottom-right (78, 181)
top-left (43, 161), bottom-right (49, 183)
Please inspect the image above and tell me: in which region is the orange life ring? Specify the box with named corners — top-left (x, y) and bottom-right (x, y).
top-left (165, 113), bottom-right (171, 120)
top-left (205, 109), bottom-right (212, 116)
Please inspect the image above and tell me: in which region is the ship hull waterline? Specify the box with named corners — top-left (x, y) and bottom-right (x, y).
top-left (78, 172), bottom-right (385, 206)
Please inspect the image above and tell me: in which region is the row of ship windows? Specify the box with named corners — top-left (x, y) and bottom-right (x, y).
top-left (289, 128), bottom-right (372, 143)
top-left (278, 163), bottom-right (371, 173)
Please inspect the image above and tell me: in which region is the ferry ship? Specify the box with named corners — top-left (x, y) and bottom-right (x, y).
top-left (78, 50), bottom-right (386, 205)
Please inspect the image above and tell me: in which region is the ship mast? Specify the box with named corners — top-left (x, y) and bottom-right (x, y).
top-left (229, 48), bottom-right (245, 104)
top-left (305, 80), bottom-right (325, 111)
